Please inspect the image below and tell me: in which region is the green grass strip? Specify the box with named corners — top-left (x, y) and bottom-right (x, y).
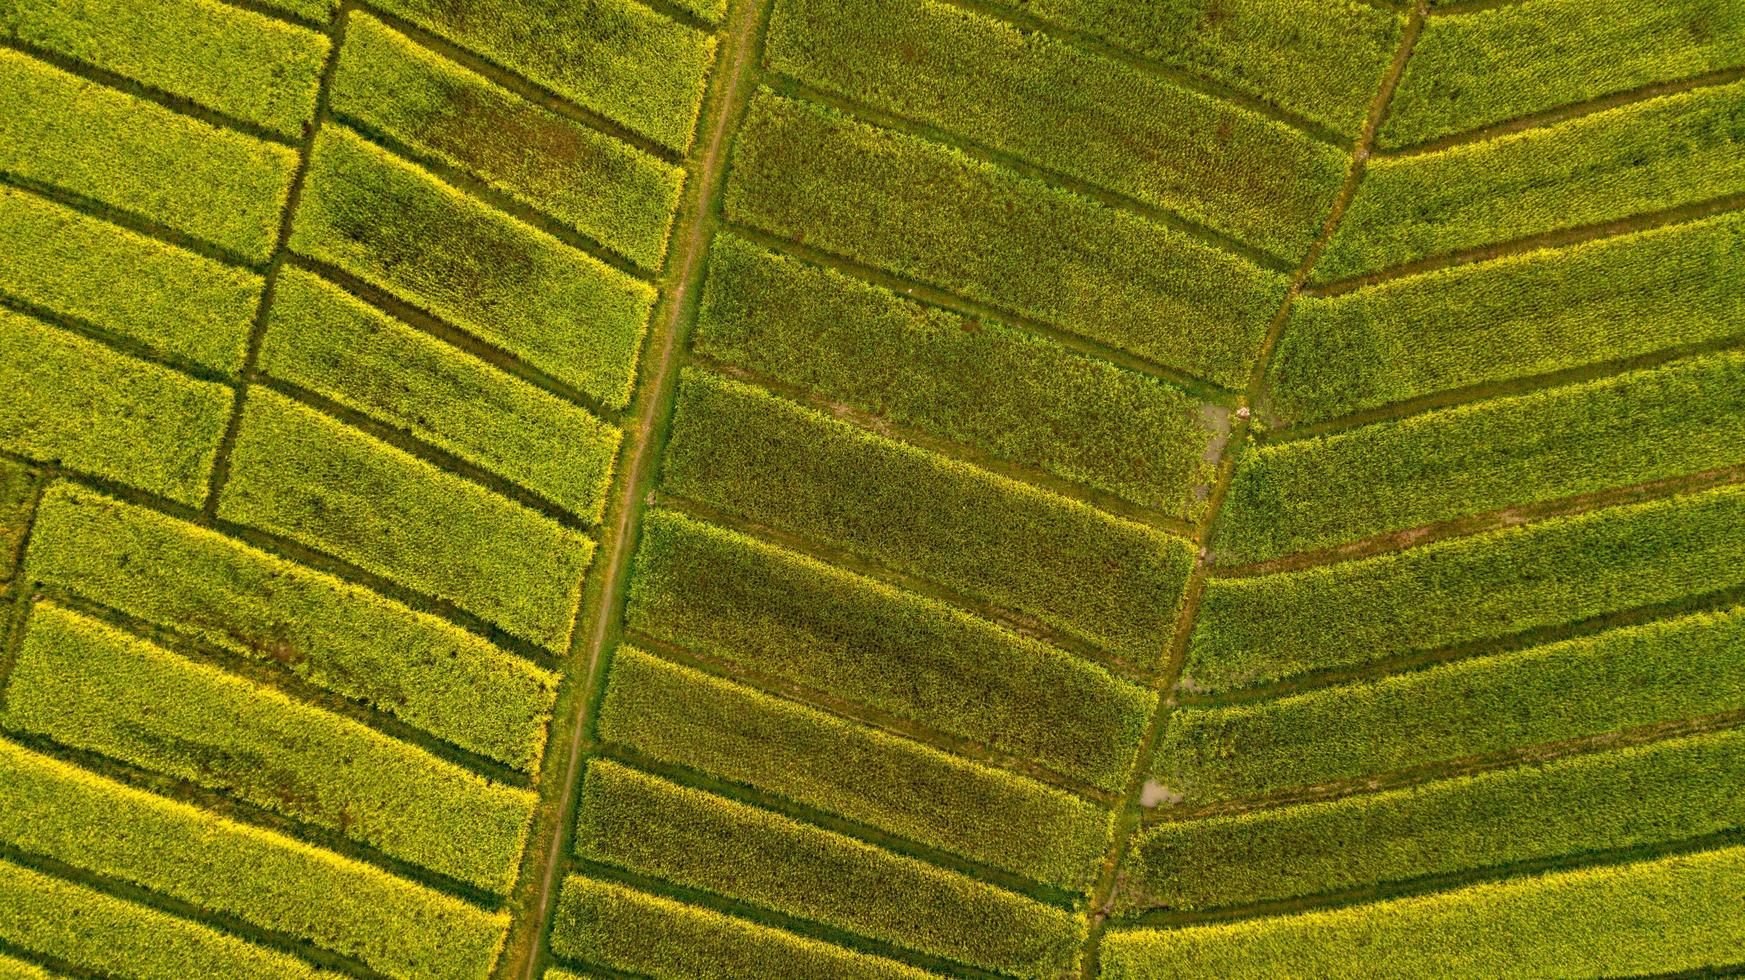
top-left (551, 876), bottom-right (933, 980)
top-left (1155, 604), bottom-right (1745, 805)
top-left (974, 0), bottom-right (1402, 138)
top-left (290, 127), bottom-right (652, 408)
top-left (1219, 349), bottom-right (1745, 563)
top-left (25, 484), bottom-right (557, 772)
top-left (1382, 0), bottom-right (1745, 149)
top-left (217, 388), bottom-right (592, 650)
top-left (576, 760), bottom-right (1084, 977)
top-left (6, 601), bottom-right (535, 893)
top-left (1104, 843), bottom-right (1745, 978)
top-left (368, 0), bottom-right (714, 153)
top-left (626, 510), bottom-right (1154, 793)
top-left (261, 267), bottom-right (622, 521)
top-left (1325, 79), bottom-right (1745, 281)
top-left (597, 647), bottom-right (1109, 893)
top-left (1128, 727), bottom-right (1745, 911)
top-left (662, 370), bottom-right (1194, 662)
top-left (0, 736), bottom-right (508, 979)
top-left (765, 0), bottom-right (1344, 260)
top-left (0, 856), bottom-right (328, 980)
top-left (329, 14), bottom-right (682, 270)
top-left (1, 0), bottom-right (327, 138)
top-left (1186, 482), bottom-right (1745, 692)
top-left (0, 48), bottom-right (296, 262)
top-left (1271, 208), bottom-right (1745, 426)
top-left (0, 184), bottom-right (259, 375)
top-left (0, 457), bottom-right (36, 582)
top-left (695, 235), bottom-right (1221, 519)
top-left (0, 308), bottom-right (230, 505)
top-left (724, 90), bottom-right (1287, 388)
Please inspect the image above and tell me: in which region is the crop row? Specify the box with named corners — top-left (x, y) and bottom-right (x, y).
top-left (1323, 77), bottom-right (1745, 281)
top-left (1268, 207), bottom-right (1745, 426)
top-left (597, 646), bottom-right (1109, 893)
top-left (575, 759), bottom-right (1083, 976)
top-left (624, 509), bottom-right (1154, 793)
top-left (289, 126), bottom-right (653, 409)
top-left (550, 875), bottom-right (931, 980)
top-left (0, 307), bottom-right (230, 506)
top-left (661, 369), bottom-right (1195, 661)
top-left (6, 600), bottom-right (536, 893)
top-left (25, 484), bottom-right (558, 772)
top-left (1102, 842), bottom-right (1745, 978)
top-left (1154, 603), bottom-right (1745, 805)
top-left (1381, 0), bottom-right (1745, 149)
top-left (972, 0), bottom-right (1404, 138)
top-left (1127, 726), bottom-right (1745, 911)
top-left (696, 233), bottom-right (1222, 518)
top-left (1217, 348), bottom-right (1745, 563)
top-left (0, 735), bottom-right (508, 979)
top-left (328, 13), bottom-right (683, 270)
top-left (260, 266), bottom-right (622, 522)
top-left (765, 0), bottom-right (1347, 259)
top-left (723, 90), bottom-right (1288, 389)
top-left (0, 458), bottom-right (34, 581)
top-left (1184, 481), bottom-right (1745, 693)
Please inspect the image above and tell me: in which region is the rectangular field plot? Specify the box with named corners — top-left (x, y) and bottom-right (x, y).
top-left (0, 47), bottom-right (296, 263)
top-left (329, 13), bottom-right (683, 270)
top-left (1216, 349), bottom-right (1745, 564)
top-left (1185, 481), bottom-right (1745, 692)
top-left (574, 760), bottom-right (1084, 976)
top-left (1269, 208), bottom-right (1745, 426)
top-left (215, 388), bottom-right (593, 651)
top-left (661, 370), bottom-right (1195, 662)
top-left (764, 0), bottom-right (1347, 260)
top-left (724, 90), bottom-right (1288, 389)
top-left (289, 126), bottom-right (653, 409)
top-left (1154, 604), bottom-right (1745, 805)
top-left (625, 510), bottom-right (1154, 793)
top-left (1103, 843), bottom-right (1745, 978)
top-left (24, 484), bottom-right (558, 772)
top-left (5, 601), bottom-right (536, 894)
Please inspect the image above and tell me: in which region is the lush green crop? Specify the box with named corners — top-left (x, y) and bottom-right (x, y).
top-left (368, 0), bottom-right (714, 153)
top-left (0, 308), bottom-right (230, 505)
top-left (1127, 727), bottom-right (1745, 911)
top-left (765, 0), bottom-right (1346, 260)
top-left (260, 267), bottom-right (621, 521)
top-left (25, 484), bottom-right (558, 772)
top-left (1324, 79), bottom-right (1745, 281)
top-left (0, 457), bottom-right (37, 580)
top-left (329, 14), bottom-right (682, 270)
top-left (1186, 482), bottom-right (1745, 692)
top-left (1102, 844), bottom-right (1745, 978)
top-left (0, 856), bottom-right (329, 980)
top-left (0, 48), bottom-right (296, 263)
top-left (974, 0), bottom-right (1402, 138)
top-left (289, 127), bottom-right (652, 408)
top-left (215, 388), bottom-right (593, 650)
top-left (0, 184), bottom-right (259, 375)
top-left (250, 0), bottom-right (335, 24)
top-left (1382, 0), bottom-right (1745, 149)
top-left (1155, 604), bottom-right (1745, 804)
top-left (673, 0), bottom-right (726, 21)
top-left (662, 370), bottom-right (1195, 661)
top-left (1219, 349), bottom-right (1745, 563)
top-left (6, 601), bottom-right (536, 894)
top-left (696, 233), bottom-right (1222, 518)
top-left (550, 876), bottom-right (932, 980)
top-left (2, 0), bottom-right (327, 138)
top-left (596, 647), bottom-right (1109, 892)
top-left (625, 510), bottom-right (1154, 792)
top-left (575, 760), bottom-right (1084, 976)
top-left (1270, 208), bottom-right (1745, 426)
top-left (724, 90), bottom-right (1288, 388)
top-left (0, 736), bottom-right (508, 980)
